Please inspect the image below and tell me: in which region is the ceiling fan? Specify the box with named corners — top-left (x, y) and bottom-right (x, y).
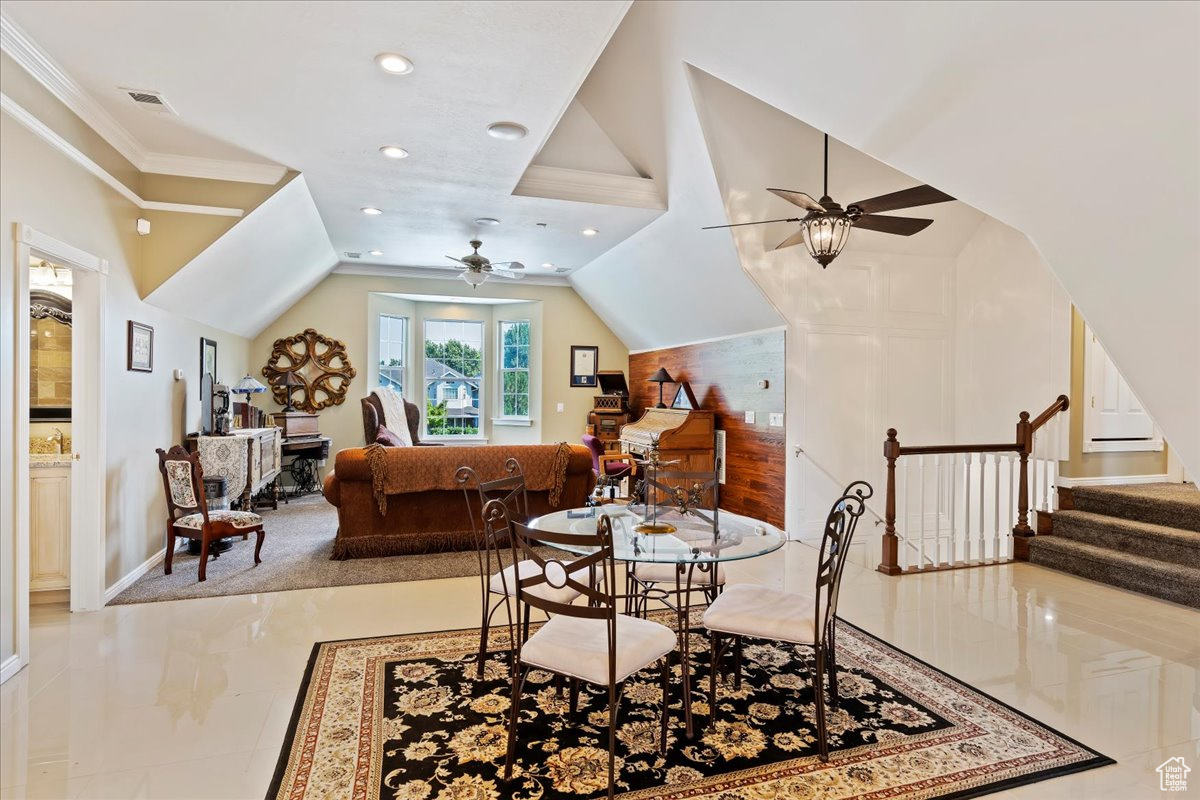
top-left (445, 239), bottom-right (525, 288)
top-left (703, 134), bottom-right (956, 268)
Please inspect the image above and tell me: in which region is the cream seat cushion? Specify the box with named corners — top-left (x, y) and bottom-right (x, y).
top-left (631, 562), bottom-right (726, 586)
top-left (174, 510), bottom-right (262, 530)
top-left (521, 614), bottom-right (676, 685)
top-left (490, 559), bottom-right (591, 606)
top-left (702, 583), bottom-right (816, 645)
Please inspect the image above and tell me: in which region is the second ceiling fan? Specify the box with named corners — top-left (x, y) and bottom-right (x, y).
top-left (704, 134), bottom-right (955, 267)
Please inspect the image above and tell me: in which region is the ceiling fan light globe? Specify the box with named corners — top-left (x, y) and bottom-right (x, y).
top-left (460, 270), bottom-right (488, 288)
top-left (801, 214), bottom-right (852, 268)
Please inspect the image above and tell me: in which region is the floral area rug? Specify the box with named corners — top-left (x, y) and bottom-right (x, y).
top-left (268, 619), bottom-right (1112, 799)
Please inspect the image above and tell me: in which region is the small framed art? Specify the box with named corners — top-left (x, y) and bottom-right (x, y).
top-left (200, 337), bottom-right (218, 398)
top-left (570, 345), bottom-right (598, 387)
top-left (127, 321), bottom-right (154, 372)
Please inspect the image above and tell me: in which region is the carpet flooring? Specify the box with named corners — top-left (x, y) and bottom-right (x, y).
top-left (268, 619), bottom-right (1113, 799)
top-left (1030, 482), bottom-right (1200, 608)
top-left (109, 494), bottom-right (490, 605)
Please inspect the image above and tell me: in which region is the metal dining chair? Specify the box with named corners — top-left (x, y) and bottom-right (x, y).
top-left (702, 480), bottom-right (873, 761)
top-left (458, 460), bottom-right (593, 679)
top-left (626, 461), bottom-right (725, 616)
top-left (493, 500), bottom-right (676, 799)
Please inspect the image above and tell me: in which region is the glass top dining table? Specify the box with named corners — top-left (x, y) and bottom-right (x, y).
top-left (525, 504), bottom-right (787, 566)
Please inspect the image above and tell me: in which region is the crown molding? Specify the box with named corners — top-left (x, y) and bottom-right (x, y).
top-left (140, 152), bottom-right (287, 185)
top-left (334, 262), bottom-right (571, 287)
top-left (513, 164), bottom-right (665, 210)
top-left (2, 92), bottom-right (242, 217)
top-left (1, 12), bottom-right (286, 185)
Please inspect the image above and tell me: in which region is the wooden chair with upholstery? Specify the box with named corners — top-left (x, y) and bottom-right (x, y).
top-left (702, 480), bottom-right (873, 761)
top-left (494, 500), bottom-right (676, 799)
top-left (582, 434), bottom-right (635, 502)
top-left (457, 459), bottom-right (595, 679)
top-left (157, 445), bottom-right (266, 582)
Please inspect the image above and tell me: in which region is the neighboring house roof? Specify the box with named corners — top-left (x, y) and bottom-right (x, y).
top-left (424, 357), bottom-right (481, 387)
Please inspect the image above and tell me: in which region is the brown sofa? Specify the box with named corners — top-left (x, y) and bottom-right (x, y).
top-left (323, 443), bottom-right (595, 559)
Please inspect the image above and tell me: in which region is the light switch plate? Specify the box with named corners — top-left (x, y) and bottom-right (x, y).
top-left (556, 402), bottom-right (565, 413)
top-left (744, 411), bottom-right (755, 424)
top-left (769, 412), bottom-right (784, 427)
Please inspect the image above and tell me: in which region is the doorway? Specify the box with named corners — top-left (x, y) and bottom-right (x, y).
top-left (4, 224), bottom-right (107, 684)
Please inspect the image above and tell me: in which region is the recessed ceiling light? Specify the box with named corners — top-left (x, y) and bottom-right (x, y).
top-left (369, 250), bottom-right (384, 256)
top-left (475, 217), bottom-right (500, 226)
top-left (541, 263), bottom-right (554, 269)
top-left (361, 207), bottom-right (383, 216)
top-left (486, 122), bottom-right (528, 140)
top-left (581, 227), bottom-right (599, 236)
top-left (375, 53), bottom-right (414, 75)
top-left (379, 145), bottom-right (409, 159)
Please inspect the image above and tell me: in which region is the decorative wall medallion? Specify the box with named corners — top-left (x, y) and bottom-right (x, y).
top-left (262, 328), bottom-right (355, 413)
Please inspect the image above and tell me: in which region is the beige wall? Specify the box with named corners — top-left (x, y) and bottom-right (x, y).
top-left (1, 67), bottom-right (252, 665)
top-left (1060, 307), bottom-right (1169, 478)
top-left (251, 273), bottom-right (627, 471)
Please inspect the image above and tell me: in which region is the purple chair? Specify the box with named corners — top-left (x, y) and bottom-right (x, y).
top-left (582, 435), bottom-right (635, 501)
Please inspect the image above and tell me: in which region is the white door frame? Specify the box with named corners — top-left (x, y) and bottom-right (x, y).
top-left (8, 223), bottom-right (107, 679)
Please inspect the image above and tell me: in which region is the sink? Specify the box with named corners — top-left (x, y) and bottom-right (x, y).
top-left (30, 453), bottom-right (72, 465)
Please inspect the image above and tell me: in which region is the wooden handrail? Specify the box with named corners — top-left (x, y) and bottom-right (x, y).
top-left (898, 443), bottom-right (1019, 456)
top-left (1029, 394), bottom-right (1070, 433)
top-left (878, 395), bottom-right (1071, 576)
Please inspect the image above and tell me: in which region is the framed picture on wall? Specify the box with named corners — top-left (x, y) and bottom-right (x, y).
top-left (200, 337), bottom-right (218, 398)
top-left (570, 345), bottom-right (598, 387)
top-left (127, 321), bottom-right (154, 372)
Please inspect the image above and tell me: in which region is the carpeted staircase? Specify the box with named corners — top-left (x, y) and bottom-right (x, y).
top-left (1028, 482), bottom-right (1200, 608)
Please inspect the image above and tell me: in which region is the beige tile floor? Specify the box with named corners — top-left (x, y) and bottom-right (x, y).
top-left (1, 536), bottom-right (1197, 799)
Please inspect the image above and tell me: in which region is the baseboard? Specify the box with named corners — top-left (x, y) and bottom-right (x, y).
top-left (0, 654), bottom-right (22, 683)
top-left (104, 546), bottom-right (167, 603)
top-left (1055, 474), bottom-right (1172, 488)
top-left (30, 588), bottom-right (69, 605)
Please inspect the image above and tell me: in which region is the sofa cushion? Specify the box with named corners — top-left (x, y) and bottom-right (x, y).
top-left (375, 425), bottom-right (407, 447)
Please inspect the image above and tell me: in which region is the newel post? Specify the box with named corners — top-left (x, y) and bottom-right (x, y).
top-left (877, 429), bottom-right (902, 576)
top-left (1013, 411), bottom-right (1034, 559)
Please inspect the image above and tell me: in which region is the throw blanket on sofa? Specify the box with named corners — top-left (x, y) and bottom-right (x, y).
top-left (362, 441), bottom-right (573, 515)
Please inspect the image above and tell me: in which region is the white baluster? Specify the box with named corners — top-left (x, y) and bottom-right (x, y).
top-left (901, 457), bottom-right (910, 570)
top-left (1030, 430), bottom-right (1041, 515)
top-left (934, 455), bottom-right (943, 567)
top-left (993, 453), bottom-right (1002, 563)
top-left (1006, 453), bottom-right (1015, 558)
top-left (964, 455), bottom-right (972, 563)
top-left (918, 455), bottom-right (927, 569)
top-left (949, 453), bottom-right (958, 566)
top-left (977, 452), bottom-right (986, 564)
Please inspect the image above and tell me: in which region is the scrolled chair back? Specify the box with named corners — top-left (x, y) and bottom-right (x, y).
top-left (485, 499), bottom-right (618, 649)
top-left (458, 460), bottom-right (531, 593)
top-left (813, 480), bottom-right (873, 643)
top-left (157, 445), bottom-right (209, 523)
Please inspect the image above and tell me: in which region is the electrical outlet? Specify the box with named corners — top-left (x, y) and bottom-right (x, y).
top-left (769, 412), bottom-right (784, 427)
top-left (556, 402), bottom-right (565, 413)
top-left (744, 410), bottom-right (755, 424)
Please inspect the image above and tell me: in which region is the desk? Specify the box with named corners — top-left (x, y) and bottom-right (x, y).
top-left (527, 505), bottom-right (785, 737)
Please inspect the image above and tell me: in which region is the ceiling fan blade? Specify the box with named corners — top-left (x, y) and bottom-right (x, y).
top-left (702, 217), bottom-right (801, 230)
top-left (774, 229), bottom-right (808, 250)
top-left (494, 269), bottom-right (525, 280)
top-left (767, 188), bottom-right (826, 212)
top-left (852, 214), bottom-right (934, 236)
top-left (491, 261), bottom-right (525, 270)
top-left (849, 185), bottom-right (954, 215)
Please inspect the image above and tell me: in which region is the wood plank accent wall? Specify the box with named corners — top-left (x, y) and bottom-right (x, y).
top-left (629, 330), bottom-right (786, 527)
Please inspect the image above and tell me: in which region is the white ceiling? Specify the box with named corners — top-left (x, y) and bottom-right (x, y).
top-left (1, 0), bottom-right (652, 277)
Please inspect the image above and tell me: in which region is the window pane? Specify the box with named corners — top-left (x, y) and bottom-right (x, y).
top-left (424, 319), bottom-right (483, 435)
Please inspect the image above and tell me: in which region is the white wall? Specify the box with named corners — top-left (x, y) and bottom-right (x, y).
top-left (1, 112), bottom-right (251, 667)
top-left (570, 0), bottom-right (1200, 477)
top-left (954, 219), bottom-right (1072, 445)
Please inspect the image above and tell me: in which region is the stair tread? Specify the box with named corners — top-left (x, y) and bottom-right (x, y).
top-left (1069, 482), bottom-right (1200, 534)
top-left (1053, 510), bottom-right (1200, 547)
top-left (1029, 536), bottom-right (1200, 581)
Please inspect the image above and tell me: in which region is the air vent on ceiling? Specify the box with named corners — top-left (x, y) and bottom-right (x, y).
top-left (119, 87), bottom-right (177, 115)
top-left (554, 267), bottom-right (570, 274)
top-left (344, 251), bottom-right (362, 259)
